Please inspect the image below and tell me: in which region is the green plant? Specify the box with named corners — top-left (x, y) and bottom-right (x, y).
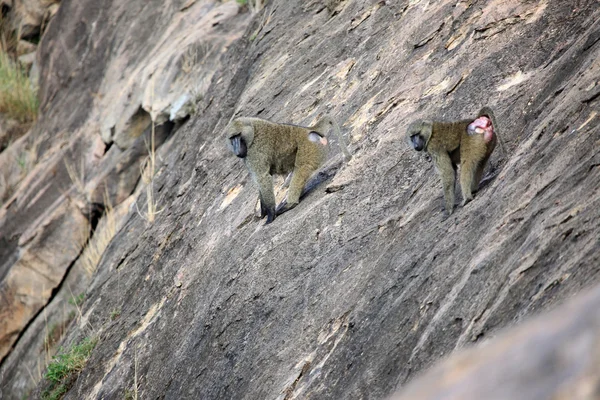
top-left (68, 293), bottom-right (85, 307)
top-left (16, 152), bottom-right (27, 171)
top-left (0, 51), bottom-right (38, 123)
top-left (110, 308), bottom-right (121, 320)
top-left (42, 337), bottom-right (98, 400)
top-left (237, 0), bottom-right (266, 11)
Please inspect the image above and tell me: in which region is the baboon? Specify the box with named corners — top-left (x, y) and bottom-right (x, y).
top-left (406, 107), bottom-right (500, 215)
top-left (227, 115), bottom-right (351, 224)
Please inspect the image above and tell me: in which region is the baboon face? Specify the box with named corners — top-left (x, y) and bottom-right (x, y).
top-left (407, 121), bottom-right (430, 152)
top-left (227, 119), bottom-right (254, 158)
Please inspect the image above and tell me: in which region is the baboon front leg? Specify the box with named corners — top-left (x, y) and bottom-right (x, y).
top-left (256, 172), bottom-right (276, 224)
top-left (434, 152), bottom-right (456, 215)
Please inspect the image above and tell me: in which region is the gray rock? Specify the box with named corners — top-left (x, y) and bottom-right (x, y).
top-left (392, 285), bottom-right (600, 400)
top-left (2, 1), bottom-right (600, 400)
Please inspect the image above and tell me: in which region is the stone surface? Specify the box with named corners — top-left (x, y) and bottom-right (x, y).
top-left (0, 128), bottom-right (35, 204)
top-left (0, 195), bottom-right (134, 398)
top-left (1, 0), bottom-right (599, 399)
top-left (88, 0), bottom-right (245, 149)
top-left (9, 0), bottom-right (59, 40)
top-left (17, 51), bottom-right (35, 69)
top-left (15, 39), bottom-right (36, 57)
top-left (0, 0), bottom-right (251, 397)
top-left (392, 285), bottom-right (600, 400)
top-left (0, 198), bottom-right (88, 360)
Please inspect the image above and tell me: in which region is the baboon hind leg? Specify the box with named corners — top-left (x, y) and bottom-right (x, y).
top-left (471, 158), bottom-right (488, 194)
top-left (460, 160), bottom-right (479, 206)
top-left (276, 165), bottom-right (316, 215)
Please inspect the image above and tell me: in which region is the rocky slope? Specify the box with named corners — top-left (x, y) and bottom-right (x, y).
top-left (394, 285), bottom-right (600, 400)
top-left (1, 0), bottom-right (599, 399)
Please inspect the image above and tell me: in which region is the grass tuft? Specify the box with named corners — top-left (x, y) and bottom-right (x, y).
top-left (135, 120), bottom-right (164, 223)
top-left (67, 292), bottom-right (85, 307)
top-left (0, 51), bottom-right (38, 123)
top-left (80, 193), bottom-right (117, 275)
top-left (236, 0), bottom-right (266, 13)
top-left (42, 337), bottom-right (98, 400)
top-left (109, 308), bottom-right (121, 321)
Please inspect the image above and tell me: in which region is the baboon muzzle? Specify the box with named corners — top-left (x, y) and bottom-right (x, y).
top-left (411, 135), bottom-right (425, 151)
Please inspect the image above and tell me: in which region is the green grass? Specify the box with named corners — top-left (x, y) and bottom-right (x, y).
top-left (110, 308), bottom-right (121, 320)
top-left (42, 337), bottom-right (98, 400)
top-left (0, 51), bottom-right (38, 123)
top-left (16, 152), bottom-right (27, 171)
top-left (124, 389), bottom-right (135, 400)
top-left (68, 292), bottom-right (85, 307)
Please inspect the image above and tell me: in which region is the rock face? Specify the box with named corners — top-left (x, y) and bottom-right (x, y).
top-left (0, 0), bottom-right (599, 399)
top-left (0, 0), bottom-right (251, 397)
top-left (5, 0), bottom-right (60, 41)
top-left (0, 199), bottom-right (88, 361)
top-left (393, 286), bottom-right (600, 400)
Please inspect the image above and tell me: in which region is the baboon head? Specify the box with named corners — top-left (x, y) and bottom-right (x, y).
top-left (407, 120), bottom-right (433, 152)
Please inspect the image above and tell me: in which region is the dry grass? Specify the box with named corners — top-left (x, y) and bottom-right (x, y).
top-left (0, 134), bottom-right (41, 205)
top-left (80, 194), bottom-right (117, 276)
top-left (237, 0), bottom-right (266, 13)
top-left (0, 15), bottom-right (37, 123)
top-left (134, 345), bottom-right (139, 400)
top-left (181, 46), bottom-right (197, 74)
top-left (0, 51), bottom-right (38, 123)
top-left (65, 158), bottom-right (118, 276)
top-left (64, 157), bottom-right (86, 196)
top-left (249, 7), bottom-right (274, 41)
top-left (136, 120), bottom-right (164, 223)
top-left (65, 156), bottom-right (118, 276)
top-left (0, 14), bottom-right (19, 54)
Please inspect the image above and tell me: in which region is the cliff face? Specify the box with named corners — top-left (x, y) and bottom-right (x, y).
top-left (0, 0), bottom-right (599, 399)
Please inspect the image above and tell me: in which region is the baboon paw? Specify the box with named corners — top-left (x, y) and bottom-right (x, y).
top-left (442, 207), bottom-right (453, 219)
top-left (265, 212), bottom-right (276, 224)
top-left (276, 200), bottom-right (298, 216)
top-left (275, 200), bottom-right (288, 215)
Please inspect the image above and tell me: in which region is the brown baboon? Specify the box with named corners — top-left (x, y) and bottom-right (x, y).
top-left (407, 107), bottom-right (500, 215)
top-left (227, 115), bottom-right (351, 224)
